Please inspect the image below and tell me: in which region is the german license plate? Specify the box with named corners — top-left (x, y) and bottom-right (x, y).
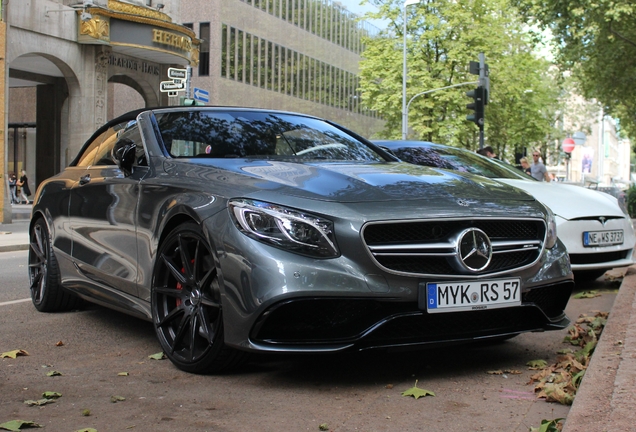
top-left (423, 278), bottom-right (521, 313)
top-left (583, 230), bottom-right (623, 247)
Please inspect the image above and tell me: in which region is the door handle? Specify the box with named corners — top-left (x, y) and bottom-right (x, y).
top-left (79, 174), bottom-right (91, 185)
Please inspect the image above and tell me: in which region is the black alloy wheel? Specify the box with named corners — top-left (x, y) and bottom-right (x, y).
top-left (28, 218), bottom-right (81, 312)
top-left (151, 222), bottom-right (245, 374)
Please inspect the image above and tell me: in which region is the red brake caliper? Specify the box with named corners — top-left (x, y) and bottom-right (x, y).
top-left (175, 259), bottom-right (195, 307)
top-left (175, 275), bottom-right (183, 307)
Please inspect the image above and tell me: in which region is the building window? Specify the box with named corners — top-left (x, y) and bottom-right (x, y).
top-left (260, 38), bottom-right (267, 89)
top-left (229, 26), bottom-right (237, 80)
top-left (272, 43), bottom-right (279, 92)
top-left (218, 23), bottom-right (375, 116)
top-left (240, 0), bottom-right (378, 54)
top-left (221, 24), bottom-right (228, 78)
top-left (237, 29), bottom-right (243, 82)
top-left (199, 22), bottom-right (210, 76)
top-left (245, 35), bottom-right (252, 85)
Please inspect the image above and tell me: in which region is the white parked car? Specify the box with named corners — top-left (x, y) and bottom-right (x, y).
top-left (376, 140), bottom-right (635, 280)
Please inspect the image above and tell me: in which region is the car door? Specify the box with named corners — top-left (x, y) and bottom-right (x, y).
top-left (40, 128), bottom-right (107, 273)
top-left (68, 120), bottom-right (147, 299)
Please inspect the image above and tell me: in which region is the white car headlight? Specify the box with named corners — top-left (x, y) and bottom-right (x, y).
top-left (544, 205), bottom-right (558, 249)
top-left (618, 194), bottom-right (629, 216)
top-left (229, 199), bottom-right (339, 258)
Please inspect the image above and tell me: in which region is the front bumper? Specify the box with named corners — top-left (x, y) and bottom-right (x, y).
top-left (247, 279), bottom-right (574, 352)
top-left (556, 216), bottom-right (635, 271)
top-left (207, 206), bottom-right (574, 354)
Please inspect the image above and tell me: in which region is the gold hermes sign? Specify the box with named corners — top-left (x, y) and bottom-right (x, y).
top-left (152, 29), bottom-right (192, 53)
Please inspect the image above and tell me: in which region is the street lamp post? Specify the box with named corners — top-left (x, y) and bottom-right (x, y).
top-left (402, 0), bottom-right (420, 140)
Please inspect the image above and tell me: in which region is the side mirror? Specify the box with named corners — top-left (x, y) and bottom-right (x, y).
top-left (112, 138), bottom-right (136, 176)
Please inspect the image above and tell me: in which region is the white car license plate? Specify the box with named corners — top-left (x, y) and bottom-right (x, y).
top-left (583, 230), bottom-right (623, 247)
top-left (424, 278), bottom-right (521, 313)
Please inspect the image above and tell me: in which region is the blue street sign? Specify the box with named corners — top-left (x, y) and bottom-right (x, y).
top-left (193, 87), bottom-right (210, 103)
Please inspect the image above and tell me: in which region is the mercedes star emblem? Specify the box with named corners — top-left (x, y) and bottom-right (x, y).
top-left (457, 228), bottom-right (493, 272)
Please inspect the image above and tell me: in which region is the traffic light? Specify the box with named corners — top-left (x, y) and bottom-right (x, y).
top-left (466, 86), bottom-right (485, 127)
top-left (180, 97), bottom-right (205, 106)
top-left (466, 54), bottom-right (489, 128)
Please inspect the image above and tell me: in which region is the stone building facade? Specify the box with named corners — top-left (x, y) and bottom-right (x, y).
top-left (2, 0), bottom-right (382, 222)
top-left (177, 0), bottom-right (381, 134)
top-left (3, 0), bottom-right (198, 222)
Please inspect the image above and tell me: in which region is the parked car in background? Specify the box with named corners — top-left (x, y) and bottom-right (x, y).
top-left (594, 185), bottom-right (627, 210)
top-left (28, 109), bottom-right (574, 374)
top-left (375, 140), bottom-right (635, 281)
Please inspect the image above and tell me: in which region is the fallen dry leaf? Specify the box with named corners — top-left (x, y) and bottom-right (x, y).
top-left (526, 359), bottom-right (548, 369)
top-left (528, 311), bottom-right (608, 405)
top-left (0, 350), bottom-right (29, 359)
top-left (24, 399), bottom-right (55, 407)
top-left (0, 419), bottom-right (43, 430)
top-left (148, 352), bottom-right (166, 360)
top-left (401, 380), bottom-right (435, 399)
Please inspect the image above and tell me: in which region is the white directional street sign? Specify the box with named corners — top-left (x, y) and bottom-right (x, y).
top-left (193, 87), bottom-right (210, 103)
top-left (160, 80), bottom-right (185, 92)
top-left (167, 67), bottom-right (188, 80)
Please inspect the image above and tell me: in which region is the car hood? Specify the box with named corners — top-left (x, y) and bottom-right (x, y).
top-left (175, 159), bottom-right (535, 203)
top-left (496, 179), bottom-right (625, 219)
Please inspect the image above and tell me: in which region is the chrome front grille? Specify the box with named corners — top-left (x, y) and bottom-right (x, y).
top-left (362, 218), bottom-right (546, 277)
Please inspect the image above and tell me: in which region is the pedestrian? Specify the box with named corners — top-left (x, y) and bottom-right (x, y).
top-left (8, 173), bottom-right (19, 204)
top-left (476, 146), bottom-right (497, 158)
top-left (530, 151), bottom-right (550, 182)
top-left (17, 170), bottom-right (32, 204)
top-left (519, 157), bottom-right (531, 175)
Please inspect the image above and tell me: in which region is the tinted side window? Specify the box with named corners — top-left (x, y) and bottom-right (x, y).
top-left (93, 121), bottom-right (138, 166)
top-left (75, 133), bottom-right (104, 167)
top-left (117, 124), bottom-right (147, 167)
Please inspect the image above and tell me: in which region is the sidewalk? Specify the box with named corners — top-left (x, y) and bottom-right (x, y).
top-left (562, 265), bottom-right (636, 431)
top-left (1, 206), bottom-right (635, 429)
top-left (0, 204), bottom-right (31, 252)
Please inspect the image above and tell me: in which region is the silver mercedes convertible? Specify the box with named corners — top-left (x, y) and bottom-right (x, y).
top-left (29, 107), bottom-right (574, 373)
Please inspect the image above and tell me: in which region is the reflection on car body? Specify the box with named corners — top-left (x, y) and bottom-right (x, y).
top-left (28, 108), bottom-right (573, 374)
top-left (375, 140), bottom-right (635, 280)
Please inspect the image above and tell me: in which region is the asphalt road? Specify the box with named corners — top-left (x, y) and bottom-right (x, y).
top-left (0, 250), bottom-right (619, 432)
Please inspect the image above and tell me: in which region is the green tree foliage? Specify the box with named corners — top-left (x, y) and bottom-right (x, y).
top-left (358, 0), bottom-right (564, 161)
top-left (514, 0), bottom-right (636, 139)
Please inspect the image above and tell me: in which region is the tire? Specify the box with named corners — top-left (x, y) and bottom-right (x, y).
top-left (28, 218), bottom-right (82, 312)
top-left (151, 222), bottom-right (247, 374)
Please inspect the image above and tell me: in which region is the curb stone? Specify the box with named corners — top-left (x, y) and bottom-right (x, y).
top-left (562, 265), bottom-right (636, 431)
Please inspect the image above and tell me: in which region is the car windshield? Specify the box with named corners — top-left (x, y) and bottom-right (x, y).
top-left (154, 110), bottom-right (386, 162)
top-left (389, 144), bottom-right (534, 180)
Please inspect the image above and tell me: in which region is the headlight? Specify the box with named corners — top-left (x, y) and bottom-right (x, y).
top-left (618, 194), bottom-right (629, 216)
top-left (229, 199), bottom-right (339, 258)
top-left (544, 205), bottom-right (558, 249)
